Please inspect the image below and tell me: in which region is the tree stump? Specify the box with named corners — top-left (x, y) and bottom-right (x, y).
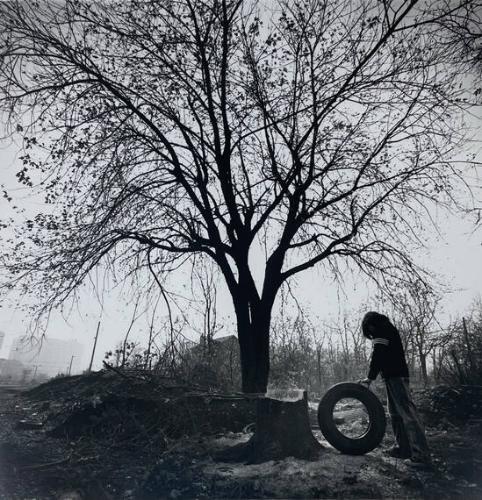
top-left (218, 389), bottom-right (323, 463)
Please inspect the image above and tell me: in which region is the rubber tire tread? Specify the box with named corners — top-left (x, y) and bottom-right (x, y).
top-left (317, 382), bottom-right (386, 455)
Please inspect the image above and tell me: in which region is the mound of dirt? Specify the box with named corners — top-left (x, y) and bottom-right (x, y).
top-left (48, 395), bottom-right (165, 442)
top-left (25, 370), bottom-right (257, 442)
top-left (26, 370), bottom-right (177, 402)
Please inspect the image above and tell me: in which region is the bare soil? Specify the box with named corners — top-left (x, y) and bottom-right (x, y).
top-left (0, 373), bottom-right (481, 499)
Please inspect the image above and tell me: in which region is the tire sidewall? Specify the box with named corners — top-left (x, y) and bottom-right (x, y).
top-left (317, 382), bottom-right (386, 455)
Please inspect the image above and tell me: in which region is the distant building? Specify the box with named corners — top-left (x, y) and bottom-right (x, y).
top-left (9, 336), bottom-right (84, 378)
top-left (0, 358), bottom-right (26, 381)
top-left (0, 331), bottom-right (5, 351)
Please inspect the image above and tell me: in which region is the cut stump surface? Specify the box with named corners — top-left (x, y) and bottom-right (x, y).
top-left (218, 390), bottom-right (323, 463)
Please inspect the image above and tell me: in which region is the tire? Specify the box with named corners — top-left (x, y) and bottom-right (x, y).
top-left (317, 382), bottom-right (386, 455)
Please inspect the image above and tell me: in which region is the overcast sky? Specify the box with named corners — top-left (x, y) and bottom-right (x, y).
top-left (0, 47), bottom-right (481, 373)
top-left (0, 140), bottom-right (480, 372)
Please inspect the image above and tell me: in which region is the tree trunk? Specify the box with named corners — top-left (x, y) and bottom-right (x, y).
top-left (218, 390), bottom-right (323, 463)
top-left (238, 333), bottom-right (269, 393)
top-left (236, 302), bottom-right (271, 394)
top-left (431, 350), bottom-right (437, 383)
top-left (228, 279), bottom-right (322, 461)
top-left (462, 317), bottom-right (475, 374)
top-left (228, 300), bottom-right (322, 462)
top-left (420, 352), bottom-right (428, 386)
top-left (450, 349), bottom-right (466, 384)
top-left (316, 348), bottom-right (323, 394)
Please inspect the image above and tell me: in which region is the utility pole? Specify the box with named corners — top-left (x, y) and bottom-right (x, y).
top-left (68, 355), bottom-right (75, 376)
top-left (88, 321), bottom-right (101, 373)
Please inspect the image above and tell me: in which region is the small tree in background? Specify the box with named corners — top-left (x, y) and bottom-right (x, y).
top-left (270, 311), bottom-right (317, 390)
top-left (389, 279), bottom-right (443, 385)
top-left (438, 300), bottom-right (482, 385)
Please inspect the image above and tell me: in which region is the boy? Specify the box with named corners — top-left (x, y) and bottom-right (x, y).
top-left (359, 311), bottom-right (431, 465)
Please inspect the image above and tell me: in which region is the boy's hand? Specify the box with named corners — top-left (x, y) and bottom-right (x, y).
top-left (358, 378), bottom-right (372, 386)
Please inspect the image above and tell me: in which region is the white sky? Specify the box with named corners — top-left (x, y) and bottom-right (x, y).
top-left (0, 43), bottom-right (481, 372)
top-left (0, 148), bottom-right (480, 372)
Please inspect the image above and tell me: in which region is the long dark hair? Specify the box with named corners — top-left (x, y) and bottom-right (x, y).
top-left (362, 311), bottom-right (396, 339)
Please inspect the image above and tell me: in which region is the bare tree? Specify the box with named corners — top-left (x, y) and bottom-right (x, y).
top-left (439, 298), bottom-right (482, 385)
top-left (0, 0), bottom-right (478, 397)
top-left (191, 262), bottom-right (223, 353)
top-left (269, 291), bottom-right (317, 390)
top-left (390, 280), bottom-right (443, 385)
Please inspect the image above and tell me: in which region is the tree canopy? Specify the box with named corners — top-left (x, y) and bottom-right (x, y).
top-left (0, 0), bottom-right (480, 391)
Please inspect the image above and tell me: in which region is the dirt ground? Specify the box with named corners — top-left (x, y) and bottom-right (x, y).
top-left (0, 373), bottom-right (481, 499)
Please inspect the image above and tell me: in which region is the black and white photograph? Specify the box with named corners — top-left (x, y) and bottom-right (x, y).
top-left (0, 0), bottom-right (481, 498)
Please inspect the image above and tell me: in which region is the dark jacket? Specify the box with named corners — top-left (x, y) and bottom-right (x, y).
top-left (367, 322), bottom-right (409, 380)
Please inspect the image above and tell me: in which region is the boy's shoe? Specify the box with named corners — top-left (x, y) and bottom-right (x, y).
top-left (386, 446), bottom-right (411, 459)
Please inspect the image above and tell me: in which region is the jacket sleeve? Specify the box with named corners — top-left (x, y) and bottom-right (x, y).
top-left (367, 337), bottom-right (389, 380)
